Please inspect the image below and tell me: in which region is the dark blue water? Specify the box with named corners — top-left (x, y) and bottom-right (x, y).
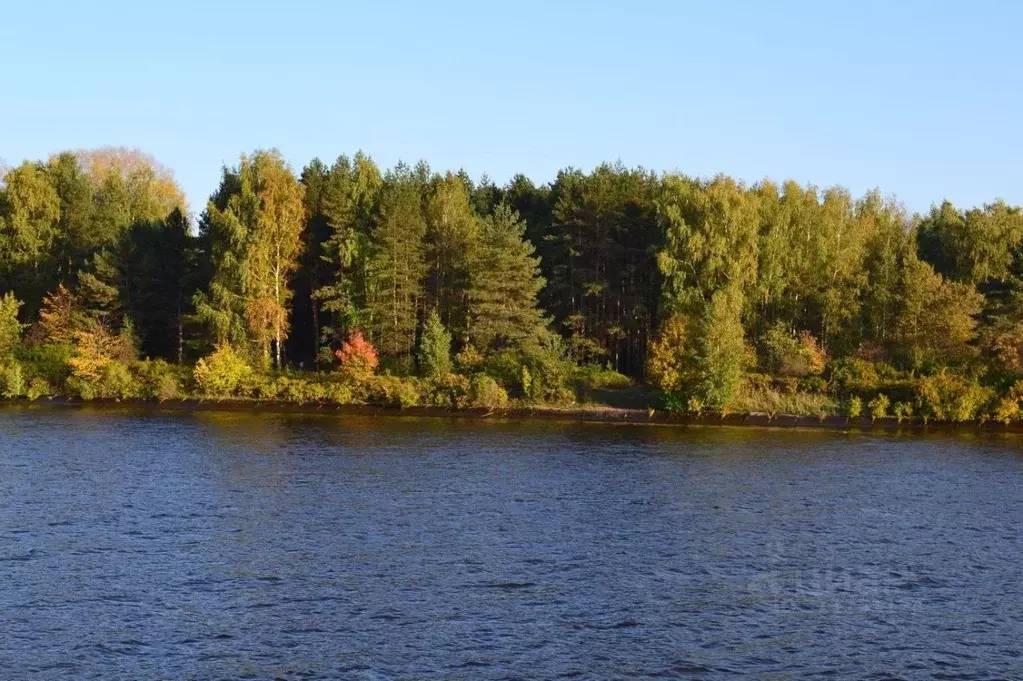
top-left (0, 407), bottom-right (1020, 680)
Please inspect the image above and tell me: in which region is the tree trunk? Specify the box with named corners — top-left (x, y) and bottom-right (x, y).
top-left (177, 301), bottom-right (184, 365)
top-left (311, 295), bottom-right (320, 360)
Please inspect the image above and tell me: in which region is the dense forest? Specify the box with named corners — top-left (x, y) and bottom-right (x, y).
top-left (3, 147), bottom-right (1023, 422)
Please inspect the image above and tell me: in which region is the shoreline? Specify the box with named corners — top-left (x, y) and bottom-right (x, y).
top-left (2, 397), bottom-right (1022, 434)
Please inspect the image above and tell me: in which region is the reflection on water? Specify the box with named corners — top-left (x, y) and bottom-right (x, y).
top-left (1, 407), bottom-right (1021, 679)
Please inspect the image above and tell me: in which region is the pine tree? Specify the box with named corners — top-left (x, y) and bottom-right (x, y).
top-left (365, 164), bottom-right (427, 358)
top-left (194, 167), bottom-right (249, 350)
top-left (311, 152), bottom-right (382, 354)
top-left (467, 204), bottom-right (546, 351)
top-left (418, 309), bottom-right (452, 377)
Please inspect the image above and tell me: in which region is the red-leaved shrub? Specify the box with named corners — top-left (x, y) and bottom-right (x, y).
top-left (335, 331), bottom-right (378, 379)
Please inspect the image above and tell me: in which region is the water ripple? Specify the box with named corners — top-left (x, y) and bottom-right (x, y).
top-left (0, 408), bottom-right (1021, 679)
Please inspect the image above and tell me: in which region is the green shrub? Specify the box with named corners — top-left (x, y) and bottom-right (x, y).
top-left (691, 289), bottom-right (748, 407)
top-left (993, 382), bottom-right (1023, 424)
top-left (377, 354), bottom-right (415, 377)
top-left (847, 396), bottom-right (863, 419)
top-left (193, 345), bottom-right (253, 398)
top-left (743, 373), bottom-right (773, 392)
top-left (25, 378), bottom-right (52, 400)
top-left (0, 293), bottom-right (24, 357)
top-left (134, 359), bottom-right (180, 400)
top-left (275, 376), bottom-right (326, 403)
top-left (465, 374), bottom-right (509, 409)
top-left (247, 374), bottom-right (281, 400)
top-left (646, 315), bottom-right (694, 394)
top-left (868, 393), bottom-right (890, 421)
top-left (278, 377), bottom-right (304, 402)
top-left (572, 364), bottom-right (632, 390)
top-left (663, 391), bottom-right (688, 413)
top-left (798, 376), bottom-right (828, 394)
top-left (484, 350), bottom-right (524, 392)
top-left (366, 375), bottom-right (420, 408)
top-left (520, 365), bottom-right (532, 397)
top-left (893, 401), bottom-right (914, 424)
top-left (101, 362), bottom-right (138, 399)
top-left (14, 343), bottom-right (74, 388)
top-left (994, 397), bottom-right (1019, 424)
top-left (304, 380), bottom-right (327, 403)
top-left (323, 380), bottom-right (355, 405)
top-left (316, 344), bottom-right (338, 369)
top-left (775, 376), bottom-right (799, 395)
top-left (66, 360), bottom-right (138, 400)
top-left (743, 372), bottom-right (827, 398)
top-left (760, 323), bottom-right (827, 377)
top-left (424, 373), bottom-right (470, 408)
top-left (1, 362), bottom-right (25, 398)
top-left (65, 371), bottom-right (96, 400)
top-left (522, 332), bottom-right (573, 404)
top-left (914, 372), bottom-right (994, 422)
top-left (828, 358), bottom-right (909, 395)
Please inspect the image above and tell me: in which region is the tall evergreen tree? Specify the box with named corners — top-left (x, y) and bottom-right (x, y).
top-left (82, 209), bottom-right (195, 361)
top-left (194, 166), bottom-right (248, 350)
top-left (313, 152), bottom-right (382, 353)
top-left (536, 164), bottom-right (660, 372)
top-left (467, 204), bottom-right (546, 351)
top-left (365, 163), bottom-right (427, 358)
top-left (293, 157), bottom-right (331, 362)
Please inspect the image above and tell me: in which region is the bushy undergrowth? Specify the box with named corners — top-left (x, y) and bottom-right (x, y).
top-left (0, 335), bottom-right (538, 412)
top-left (656, 357), bottom-right (1020, 425)
top-left (5, 331), bottom-right (1023, 426)
top-left (193, 345), bottom-right (252, 398)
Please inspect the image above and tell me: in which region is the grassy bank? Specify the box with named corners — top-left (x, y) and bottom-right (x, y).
top-left (5, 395), bottom-right (1023, 435)
top-left (5, 334), bottom-right (1023, 428)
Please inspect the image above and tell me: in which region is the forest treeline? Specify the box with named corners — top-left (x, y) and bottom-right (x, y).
top-left (3, 147), bottom-right (1023, 422)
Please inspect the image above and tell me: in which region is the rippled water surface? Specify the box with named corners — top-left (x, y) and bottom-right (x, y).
top-left (1, 407), bottom-right (1021, 680)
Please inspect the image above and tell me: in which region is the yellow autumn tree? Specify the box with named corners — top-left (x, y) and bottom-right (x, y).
top-left (645, 314), bottom-right (695, 394)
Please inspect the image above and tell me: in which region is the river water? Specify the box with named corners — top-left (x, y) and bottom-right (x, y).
top-left (0, 407), bottom-right (1020, 680)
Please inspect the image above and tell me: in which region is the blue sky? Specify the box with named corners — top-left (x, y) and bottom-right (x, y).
top-left (2, 0), bottom-right (1020, 214)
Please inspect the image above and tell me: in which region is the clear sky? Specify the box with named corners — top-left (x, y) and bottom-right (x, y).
top-left (2, 0), bottom-right (1021, 215)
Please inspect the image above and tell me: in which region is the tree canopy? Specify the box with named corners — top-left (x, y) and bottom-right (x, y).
top-left (4, 145), bottom-right (1023, 420)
